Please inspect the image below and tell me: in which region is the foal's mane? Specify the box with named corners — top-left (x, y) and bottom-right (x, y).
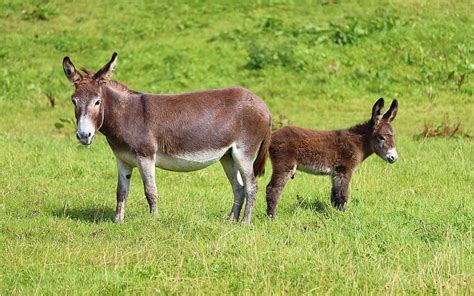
top-left (348, 120), bottom-right (372, 135)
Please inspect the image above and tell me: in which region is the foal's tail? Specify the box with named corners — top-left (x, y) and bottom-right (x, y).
top-left (253, 122), bottom-right (272, 177)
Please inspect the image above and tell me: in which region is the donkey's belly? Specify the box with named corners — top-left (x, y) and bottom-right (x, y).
top-left (155, 148), bottom-right (229, 172)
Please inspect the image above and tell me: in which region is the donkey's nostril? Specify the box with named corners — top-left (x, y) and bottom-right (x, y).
top-left (87, 132), bottom-right (91, 137)
top-left (76, 132), bottom-right (80, 140)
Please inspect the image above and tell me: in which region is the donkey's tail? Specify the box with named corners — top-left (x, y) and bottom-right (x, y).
top-left (253, 122), bottom-right (272, 177)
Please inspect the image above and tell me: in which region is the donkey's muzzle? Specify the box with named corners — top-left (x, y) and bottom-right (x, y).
top-left (76, 131), bottom-right (93, 145)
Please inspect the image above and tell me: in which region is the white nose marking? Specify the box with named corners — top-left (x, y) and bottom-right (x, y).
top-left (77, 116), bottom-right (95, 144)
top-left (386, 148), bottom-right (398, 162)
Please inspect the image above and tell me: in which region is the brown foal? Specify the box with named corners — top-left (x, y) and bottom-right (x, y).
top-left (266, 98), bottom-right (398, 218)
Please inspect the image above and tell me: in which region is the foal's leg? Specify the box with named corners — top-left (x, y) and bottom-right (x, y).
top-left (331, 172), bottom-right (352, 210)
top-left (220, 154), bottom-right (245, 222)
top-left (114, 159), bottom-right (133, 223)
top-left (137, 156), bottom-right (158, 216)
top-left (266, 163), bottom-right (296, 219)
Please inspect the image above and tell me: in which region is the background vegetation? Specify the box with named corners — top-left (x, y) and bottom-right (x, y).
top-left (0, 0), bottom-right (472, 294)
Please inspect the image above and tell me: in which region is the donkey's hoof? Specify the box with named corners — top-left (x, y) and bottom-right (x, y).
top-left (241, 217), bottom-right (251, 225)
top-left (150, 207), bottom-right (158, 216)
top-left (113, 216), bottom-right (124, 223)
top-left (228, 212), bottom-right (239, 222)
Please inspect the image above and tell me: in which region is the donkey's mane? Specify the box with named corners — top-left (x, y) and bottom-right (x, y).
top-left (107, 79), bottom-right (140, 94)
top-left (79, 67), bottom-right (140, 95)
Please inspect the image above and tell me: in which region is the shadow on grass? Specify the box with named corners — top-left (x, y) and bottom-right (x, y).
top-left (52, 206), bottom-right (114, 223)
top-left (295, 194), bottom-right (329, 214)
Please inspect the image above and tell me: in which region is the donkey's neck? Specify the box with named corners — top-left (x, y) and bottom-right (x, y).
top-left (98, 83), bottom-right (140, 137)
top-left (347, 120), bottom-right (374, 161)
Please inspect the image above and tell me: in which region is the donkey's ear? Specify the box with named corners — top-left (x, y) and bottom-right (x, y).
top-left (371, 98), bottom-right (385, 124)
top-left (63, 56), bottom-right (82, 85)
top-left (383, 100), bottom-right (398, 122)
top-left (93, 52), bottom-right (118, 84)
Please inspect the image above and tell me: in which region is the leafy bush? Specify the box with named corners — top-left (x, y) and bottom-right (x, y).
top-left (245, 43), bottom-right (297, 70)
top-left (22, 2), bottom-right (57, 21)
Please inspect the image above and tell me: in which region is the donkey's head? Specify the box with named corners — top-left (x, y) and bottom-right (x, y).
top-left (370, 98), bottom-right (398, 164)
top-left (62, 53), bottom-right (118, 145)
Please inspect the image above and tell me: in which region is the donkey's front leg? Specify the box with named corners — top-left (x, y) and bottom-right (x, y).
top-left (331, 172), bottom-right (352, 211)
top-left (114, 159), bottom-right (133, 223)
top-left (137, 156), bottom-right (158, 216)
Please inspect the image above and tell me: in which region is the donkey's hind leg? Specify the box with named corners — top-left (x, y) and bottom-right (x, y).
top-left (266, 163), bottom-right (296, 219)
top-left (220, 154), bottom-right (245, 222)
top-left (232, 148), bottom-right (258, 224)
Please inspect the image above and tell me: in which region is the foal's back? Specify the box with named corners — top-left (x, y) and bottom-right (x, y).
top-left (270, 125), bottom-right (363, 174)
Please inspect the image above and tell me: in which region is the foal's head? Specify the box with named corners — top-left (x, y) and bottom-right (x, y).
top-left (369, 98), bottom-right (398, 164)
top-left (62, 53), bottom-right (118, 145)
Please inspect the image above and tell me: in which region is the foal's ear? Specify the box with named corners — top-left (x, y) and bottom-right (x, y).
top-left (383, 100), bottom-right (398, 122)
top-left (63, 56), bottom-right (82, 85)
top-left (371, 98), bottom-right (385, 124)
top-left (93, 52), bottom-right (118, 84)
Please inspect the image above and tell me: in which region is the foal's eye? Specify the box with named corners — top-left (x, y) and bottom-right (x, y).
top-left (377, 135), bottom-right (385, 141)
top-left (95, 100), bottom-right (101, 106)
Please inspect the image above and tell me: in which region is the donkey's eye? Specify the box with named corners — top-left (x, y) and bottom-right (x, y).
top-left (95, 100), bottom-right (101, 106)
top-left (377, 135), bottom-right (385, 141)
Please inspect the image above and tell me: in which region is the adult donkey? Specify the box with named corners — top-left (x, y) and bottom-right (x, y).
top-left (63, 53), bottom-right (271, 223)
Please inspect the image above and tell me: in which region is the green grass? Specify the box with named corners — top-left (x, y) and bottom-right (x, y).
top-left (0, 0), bottom-right (473, 294)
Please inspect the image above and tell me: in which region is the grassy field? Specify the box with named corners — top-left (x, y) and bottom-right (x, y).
top-left (1, 0), bottom-right (473, 294)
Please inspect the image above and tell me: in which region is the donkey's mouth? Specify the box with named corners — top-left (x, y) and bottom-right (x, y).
top-left (79, 135), bottom-right (94, 145)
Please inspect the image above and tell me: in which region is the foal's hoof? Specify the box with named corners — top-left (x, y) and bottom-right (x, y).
top-left (266, 209), bottom-right (276, 220)
top-left (332, 201), bottom-right (346, 211)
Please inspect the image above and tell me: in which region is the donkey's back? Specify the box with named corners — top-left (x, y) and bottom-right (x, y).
top-left (143, 86), bottom-right (269, 153)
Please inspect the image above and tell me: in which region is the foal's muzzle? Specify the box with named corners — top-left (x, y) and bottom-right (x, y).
top-left (386, 148), bottom-right (398, 164)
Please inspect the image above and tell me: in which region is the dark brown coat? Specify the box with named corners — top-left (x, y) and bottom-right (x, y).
top-left (266, 98), bottom-right (398, 218)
